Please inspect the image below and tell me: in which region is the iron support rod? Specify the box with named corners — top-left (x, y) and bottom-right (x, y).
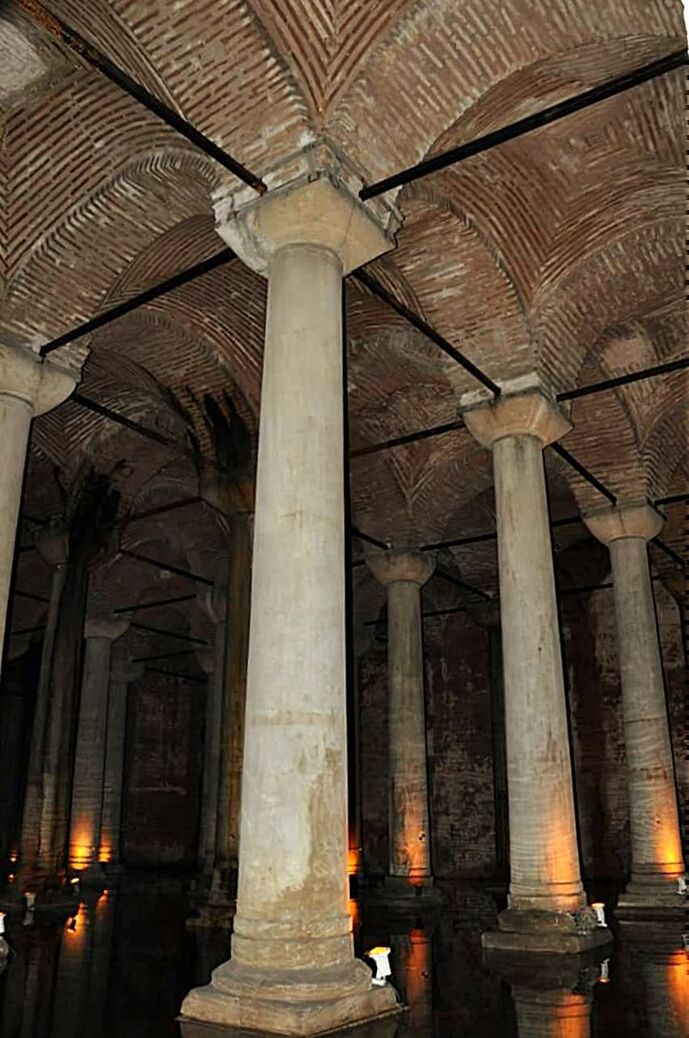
top-left (10, 624), bottom-right (47, 636)
top-left (14, 590), bottom-right (50, 604)
top-left (16, 1), bottom-right (266, 194)
top-left (127, 497), bottom-right (202, 523)
top-left (434, 567), bottom-right (492, 601)
top-left (40, 249), bottom-right (236, 356)
top-left (133, 649), bottom-right (195, 664)
top-left (352, 269), bottom-right (501, 395)
top-left (130, 621), bottom-right (208, 645)
top-left (651, 538), bottom-right (686, 569)
top-left (351, 419), bottom-right (465, 459)
top-left (549, 443), bottom-right (617, 505)
top-left (114, 593), bottom-right (197, 615)
top-left (120, 549), bottom-right (213, 585)
top-left (351, 526), bottom-right (389, 550)
top-left (654, 492), bottom-right (689, 507)
top-left (71, 393), bottom-right (180, 449)
top-left (144, 665), bottom-right (206, 683)
top-left (360, 49), bottom-right (688, 199)
top-left (557, 355), bottom-right (689, 402)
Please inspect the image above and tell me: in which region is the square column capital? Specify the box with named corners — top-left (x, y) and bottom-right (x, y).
top-left (213, 139), bottom-right (400, 275)
top-left (366, 547), bottom-right (436, 587)
top-left (583, 501), bottom-right (664, 544)
top-left (460, 374), bottom-right (571, 449)
top-left (0, 343), bottom-right (78, 415)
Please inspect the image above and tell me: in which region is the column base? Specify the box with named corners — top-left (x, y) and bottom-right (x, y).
top-left (482, 906), bottom-right (613, 955)
top-left (180, 959), bottom-right (400, 1037)
top-left (615, 881), bottom-right (688, 921)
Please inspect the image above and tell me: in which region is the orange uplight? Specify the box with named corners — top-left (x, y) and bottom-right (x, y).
top-left (666, 949), bottom-right (689, 1021)
top-left (347, 899), bottom-right (361, 928)
top-left (347, 847), bottom-right (361, 877)
top-left (64, 902), bottom-right (88, 946)
top-left (98, 841), bottom-right (112, 865)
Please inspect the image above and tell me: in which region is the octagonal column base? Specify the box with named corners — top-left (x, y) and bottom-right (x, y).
top-left (482, 907), bottom-right (612, 955)
top-left (180, 959), bottom-right (400, 1037)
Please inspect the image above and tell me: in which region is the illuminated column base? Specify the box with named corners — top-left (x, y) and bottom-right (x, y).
top-left (181, 146), bottom-right (400, 1033)
top-left (462, 379), bottom-right (610, 955)
top-left (584, 503), bottom-right (687, 919)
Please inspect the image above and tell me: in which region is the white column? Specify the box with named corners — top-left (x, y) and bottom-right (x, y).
top-left (69, 616), bottom-right (129, 880)
top-left (0, 345), bottom-right (76, 678)
top-left (367, 549), bottom-right (437, 898)
top-left (584, 503), bottom-right (687, 910)
top-left (182, 151), bottom-right (400, 1035)
top-left (461, 379), bottom-right (607, 954)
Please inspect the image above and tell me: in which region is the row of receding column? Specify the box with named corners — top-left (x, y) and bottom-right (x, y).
top-left (181, 155), bottom-right (686, 1035)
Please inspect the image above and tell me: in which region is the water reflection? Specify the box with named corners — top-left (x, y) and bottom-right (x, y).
top-left (0, 878), bottom-right (685, 1037)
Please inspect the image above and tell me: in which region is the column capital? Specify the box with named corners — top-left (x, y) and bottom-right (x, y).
top-left (36, 521), bottom-right (69, 567)
top-left (460, 375), bottom-right (571, 449)
top-left (583, 501), bottom-right (663, 545)
top-left (213, 139), bottom-right (399, 276)
top-left (84, 615), bottom-right (130, 641)
top-left (367, 547), bottom-right (436, 587)
top-left (0, 343), bottom-right (77, 416)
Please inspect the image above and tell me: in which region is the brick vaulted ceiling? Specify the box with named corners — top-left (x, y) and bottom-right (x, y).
top-left (0, 0), bottom-right (686, 642)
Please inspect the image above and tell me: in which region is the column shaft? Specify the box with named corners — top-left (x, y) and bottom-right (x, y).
top-left (0, 394), bottom-right (33, 658)
top-left (69, 636), bottom-right (114, 873)
top-left (100, 664), bottom-right (129, 867)
top-left (494, 433), bottom-right (582, 913)
top-left (387, 580), bottom-right (431, 884)
top-left (609, 537), bottom-right (684, 885)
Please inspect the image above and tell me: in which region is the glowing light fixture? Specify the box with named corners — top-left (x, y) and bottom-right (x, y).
top-left (24, 892), bottom-right (36, 911)
top-left (591, 902), bottom-right (606, 927)
top-left (598, 958), bottom-right (611, 985)
top-left (677, 875), bottom-right (688, 896)
top-left (366, 946), bottom-right (392, 987)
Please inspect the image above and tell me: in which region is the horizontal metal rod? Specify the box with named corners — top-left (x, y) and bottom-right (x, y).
top-left (651, 538), bottom-right (686, 569)
top-left (17, 1), bottom-right (266, 194)
top-left (130, 621), bottom-right (208, 645)
top-left (14, 589), bottom-right (50, 604)
top-left (17, 545), bottom-right (38, 555)
top-left (113, 593), bottom-right (197, 615)
top-left (421, 514), bottom-right (582, 552)
top-left (41, 250), bottom-right (236, 356)
top-left (360, 49), bottom-right (688, 199)
top-left (132, 649), bottom-right (195, 663)
top-left (434, 566), bottom-right (492, 601)
top-left (549, 443), bottom-right (617, 504)
top-left (120, 549), bottom-right (213, 585)
top-left (71, 393), bottom-right (180, 449)
top-left (351, 419), bottom-right (465, 459)
top-left (143, 665), bottom-right (206, 684)
top-left (127, 497), bottom-right (202, 523)
top-left (558, 355), bottom-right (689, 402)
top-left (10, 624), bottom-right (46, 636)
top-left (352, 269), bottom-right (500, 395)
top-left (351, 526), bottom-right (388, 550)
top-left (655, 492), bottom-right (689, 507)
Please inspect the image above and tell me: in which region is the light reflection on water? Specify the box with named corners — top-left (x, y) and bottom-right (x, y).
top-left (0, 878), bottom-right (685, 1038)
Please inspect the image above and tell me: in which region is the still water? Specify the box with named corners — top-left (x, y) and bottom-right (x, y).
top-left (0, 875), bottom-right (686, 1037)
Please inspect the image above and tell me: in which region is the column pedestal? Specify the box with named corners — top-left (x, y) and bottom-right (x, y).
top-left (584, 503), bottom-right (687, 920)
top-left (181, 147), bottom-right (400, 1033)
top-left (461, 379), bottom-right (610, 955)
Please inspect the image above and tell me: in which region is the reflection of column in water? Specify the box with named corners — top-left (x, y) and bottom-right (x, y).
top-left (619, 929), bottom-right (689, 1038)
top-left (0, 923), bottom-right (61, 1037)
top-left (49, 891), bottom-right (116, 1038)
top-left (512, 987), bottom-right (591, 1038)
top-left (390, 927), bottom-right (433, 1034)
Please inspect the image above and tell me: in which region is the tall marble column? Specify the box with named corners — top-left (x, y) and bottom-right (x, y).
top-left (68, 615), bottom-right (129, 881)
top-left (100, 655), bottom-right (142, 872)
top-left (367, 549), bottom-right (437, 900)
top-left (461, 378), bottom-right (608, 953)
top-left (584, 503), bottom-right (687, 913)
top-left (196, 620), bottom-right (225, 881)
top-left (181, 146), bottom-right (400, 1034)
top-left (0, 344), bottom-right (76, 678)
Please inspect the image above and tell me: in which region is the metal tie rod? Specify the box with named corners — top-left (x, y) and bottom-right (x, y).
top-left (360, 49), bottom-right (688, 199)
top-left (16, 1), bottom-right (266, 194)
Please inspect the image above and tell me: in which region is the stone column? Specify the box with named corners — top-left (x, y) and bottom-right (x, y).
top-left (367, 549), bottom-right (437, 900)
top-left (196, 606), bottom-right (226, 880)
top-left (100, 655), bottom-right (142, 872)
top-left (584, 503), bottom-right (687, 913)
top-left (0, 345), bottom-right (76, 677)
top-left (69, 615), bottom-right (129, 882)
top-left (181, 147), bottom-right (399, 1034)
top-left (461, 378), bottom-right (607, 953)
